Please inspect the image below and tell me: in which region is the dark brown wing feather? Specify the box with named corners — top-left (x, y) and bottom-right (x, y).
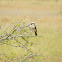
top-left (35, 26), bottom-right (37, 36)
top-left (35, 31), bottom-right (37, 36)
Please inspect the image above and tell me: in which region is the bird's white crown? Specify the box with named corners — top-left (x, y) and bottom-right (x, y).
top-left (31, 22), bottom-right (35, 24)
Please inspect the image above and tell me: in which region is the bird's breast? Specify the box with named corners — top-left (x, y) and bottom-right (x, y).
top-left (30, 25), bottom-right (35, 28)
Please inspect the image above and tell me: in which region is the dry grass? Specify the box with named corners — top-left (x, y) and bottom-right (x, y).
top-left (0, 0), bottom-right (62, 62)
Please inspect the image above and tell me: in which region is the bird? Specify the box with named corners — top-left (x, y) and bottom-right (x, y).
top-left (30, 22), bottom-right (37, 36)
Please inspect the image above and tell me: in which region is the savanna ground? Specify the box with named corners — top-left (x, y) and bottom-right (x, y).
top-left (0, 0), bottom-right (62, 62)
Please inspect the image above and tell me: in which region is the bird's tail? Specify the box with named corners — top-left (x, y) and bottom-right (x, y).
top-left (35, 32), bottom-right (37, 36)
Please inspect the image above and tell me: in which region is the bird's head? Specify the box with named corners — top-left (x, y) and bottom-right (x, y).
top-left (31, 22), bottom-right (35, 25)
top-left (30, 22), bottom-right (35, 28)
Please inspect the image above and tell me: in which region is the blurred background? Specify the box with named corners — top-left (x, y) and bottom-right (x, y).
top-left (0, 0), bottom-right (62, 62)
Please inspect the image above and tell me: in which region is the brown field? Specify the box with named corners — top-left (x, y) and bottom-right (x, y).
top-left (0, 0), bottom-right (62, 62)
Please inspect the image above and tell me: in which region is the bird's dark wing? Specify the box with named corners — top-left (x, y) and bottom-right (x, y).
top-left (35, 26), bottom-right (37, 32)
top-left (35, 26), bottom-right (37, 36)
top-left (35, 31), bottom-right (37, 36)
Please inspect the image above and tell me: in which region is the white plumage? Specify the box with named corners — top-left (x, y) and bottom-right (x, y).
top-left (30, 22), bottom-right (37, 36)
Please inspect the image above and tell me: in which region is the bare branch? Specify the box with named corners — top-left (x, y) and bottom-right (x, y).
top-left (0, 21), bottom-right (44, 62)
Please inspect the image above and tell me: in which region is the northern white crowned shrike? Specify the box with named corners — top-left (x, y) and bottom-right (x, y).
top-left (30, 22), bottom-right (37, 36)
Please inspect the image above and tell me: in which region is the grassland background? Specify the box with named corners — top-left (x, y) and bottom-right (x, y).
top-left (0, 0), bottom-right (62, 62)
